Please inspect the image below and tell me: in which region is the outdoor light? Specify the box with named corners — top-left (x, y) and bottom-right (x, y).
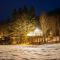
top-left (27, 28), bottom-right (43, 36)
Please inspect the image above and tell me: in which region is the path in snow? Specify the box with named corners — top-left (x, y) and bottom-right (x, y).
top-left (0, 44), bottom-right (60, 60)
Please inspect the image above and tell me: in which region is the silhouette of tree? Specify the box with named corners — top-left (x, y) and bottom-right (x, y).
top-left (18, 8), bottom-right (22, 14)
top-left (29, 6), bottom-right (35, 18)
top-left (23, 6), bottom-right (28, 14)
top-left (12, 9), bottom-right (17, 18)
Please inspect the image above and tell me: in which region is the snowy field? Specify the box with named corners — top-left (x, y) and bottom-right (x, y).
top-left (0, 44), bottom-right (60, 60)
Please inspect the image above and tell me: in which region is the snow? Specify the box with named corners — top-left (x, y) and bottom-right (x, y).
top-left (0, 44), bottom-right (60, 60)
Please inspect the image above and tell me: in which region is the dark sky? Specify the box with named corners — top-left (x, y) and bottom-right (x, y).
top-left (0, 0), bottom-right (60, 20)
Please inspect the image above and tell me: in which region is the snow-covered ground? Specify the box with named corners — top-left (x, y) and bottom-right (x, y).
top-left (0, 44), bottom-right (60, 60)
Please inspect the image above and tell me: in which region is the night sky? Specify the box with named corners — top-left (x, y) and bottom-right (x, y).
top-left (0, 0), bottom-right (60, 21)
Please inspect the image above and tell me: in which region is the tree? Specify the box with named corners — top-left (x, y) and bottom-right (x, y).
top-left (29, 6), bottom-right (35, 18)
top-left (0, 6), bottom-right (37, 44)
top-left (12, 9), bottom-right (18, 20)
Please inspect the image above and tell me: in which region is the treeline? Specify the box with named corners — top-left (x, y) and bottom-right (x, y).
top-left (0, 6), bottom-right (37, 36)
top-left (0, 6), bottom-right (60, 44)
top-left (0, 6), bottom-right (38, 44)
top-left (39, 8), bottom-right (60, 37)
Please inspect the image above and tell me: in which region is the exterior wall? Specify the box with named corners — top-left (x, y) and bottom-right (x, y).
top-left (28, 36), bottom-right (43, 44)
top-left (28, 36), bottom-right (60, 44)
top-left (0, 35), bottom-right (60, 45)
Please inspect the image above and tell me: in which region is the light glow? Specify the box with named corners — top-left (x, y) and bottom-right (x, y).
top-left (27, 28), bottom-right (43, 36)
